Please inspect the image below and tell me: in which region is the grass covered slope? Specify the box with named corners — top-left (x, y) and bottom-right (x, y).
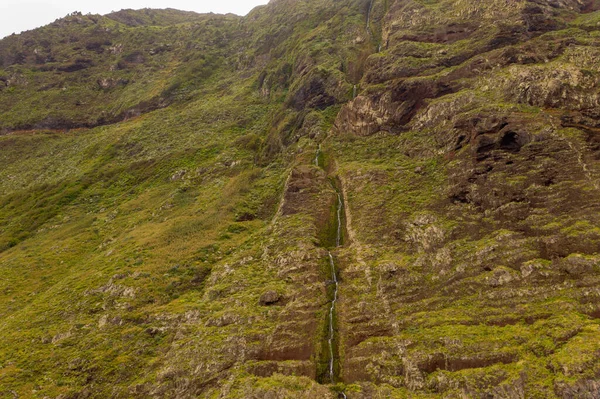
top-left (0, 10), bottom-right (241, 131)
top-left (1, 0), bottom-right (600, 398)
top-left (0, 2), bottom-right (364, 398)
top-left (333, 0), bottom-right (600, 397)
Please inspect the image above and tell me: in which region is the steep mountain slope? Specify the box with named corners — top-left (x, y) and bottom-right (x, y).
top-left (1, 1), bottom-right (600, 398)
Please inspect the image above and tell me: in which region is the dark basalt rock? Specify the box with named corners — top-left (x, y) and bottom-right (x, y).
top-left (57, 58), bottom-right (94, 72)
top-left (259, 290), bottom-right (282, 306)
top-left (289, 76), bottom-right (336, 111)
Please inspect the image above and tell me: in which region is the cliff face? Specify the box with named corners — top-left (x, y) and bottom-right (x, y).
top-left (333, 1), bottom-right (600, 397)
top-left (1, 1), bottom-right (600, 398)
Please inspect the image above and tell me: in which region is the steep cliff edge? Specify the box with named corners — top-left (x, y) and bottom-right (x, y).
top-left (1, 1), bottom-right (600, 398)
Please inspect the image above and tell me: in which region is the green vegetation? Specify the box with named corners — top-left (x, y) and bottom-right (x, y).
top-left (2, 0), bottom-right (600, 398)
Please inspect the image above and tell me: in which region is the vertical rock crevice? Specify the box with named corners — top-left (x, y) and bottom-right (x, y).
top-left (314, 147), bottom-right (347, 395)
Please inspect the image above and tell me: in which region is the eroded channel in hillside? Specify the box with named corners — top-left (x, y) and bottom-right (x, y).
top-left (314, 146), bottom-right (346, 396)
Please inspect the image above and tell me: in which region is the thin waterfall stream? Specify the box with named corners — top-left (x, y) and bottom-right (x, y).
top-left (327, 190), bottom-right (342, 382)
top-left (315, 145), bottom-right (347, 398)
top-left (326, 187), bottom-right (345, 397)
top-left (327, 253), bottom-right (338, 380)
top-left (366, 0), bottom-right (375, 32)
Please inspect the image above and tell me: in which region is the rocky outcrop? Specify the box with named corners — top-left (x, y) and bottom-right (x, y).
top-left (259, 290), bottom-right (282, 305)
top-left (333, 1), bottom-right (600, 398)
top-left (555, 379), bottom-right (600, 399)
top-left (335, 77), bottom-right (458, 135)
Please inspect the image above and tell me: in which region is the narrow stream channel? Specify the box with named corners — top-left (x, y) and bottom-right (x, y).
top-left (327, 252), bottom-right (339, 382)
top-left (315, 145), bottom-right (347, 398)
top-left (327, 188), bottom-right (346, 397)
top-left (366, 0), bottom-right (375, 31)
top-left (327, 188), bottom-right (342, 382)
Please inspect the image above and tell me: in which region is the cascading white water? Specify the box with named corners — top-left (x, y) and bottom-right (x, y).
top-left (352, 84), bottom-right (357, 99)
top-left (327, 252), bottom-right (339, 383)
top-left (326, 190), bottom-right (343, 384)
top-left (315, 147), bottom-right (346, 398)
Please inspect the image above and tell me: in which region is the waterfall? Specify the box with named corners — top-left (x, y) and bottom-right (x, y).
top-left (315, 148), bottom-right (347, 399)
top-left (352, 84), bottom-right (357, 99)
top-left (366, 0), bottom-right (375, 32)
top-left (327, 252), bottom-right (339, 383)
top-left (326, 188), bottom-right (343, 384)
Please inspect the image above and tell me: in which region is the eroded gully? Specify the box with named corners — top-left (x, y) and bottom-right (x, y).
top-left (315, 146), bottom-right (347, 398)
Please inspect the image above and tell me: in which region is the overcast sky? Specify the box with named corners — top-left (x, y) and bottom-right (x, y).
top-left (0, 0), bottom-right (270, 39)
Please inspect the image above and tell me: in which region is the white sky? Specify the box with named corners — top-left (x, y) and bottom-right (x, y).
top-left (0, 0), bottom-right (270, 39)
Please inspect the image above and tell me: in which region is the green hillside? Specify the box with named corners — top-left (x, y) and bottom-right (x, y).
top-left (1, 1), bottom-right (600, 398)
